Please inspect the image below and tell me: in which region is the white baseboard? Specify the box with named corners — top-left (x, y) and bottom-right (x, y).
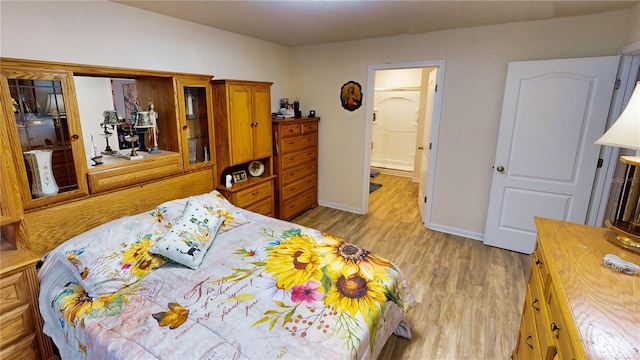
top-left (317, 200), bottom-right (366, 214)
top-left (428, 223), bottom-right (484, 241)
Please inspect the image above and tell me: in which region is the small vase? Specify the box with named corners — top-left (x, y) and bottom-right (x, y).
top-left (188, 139), bottom-right (197, 164)
top-left (24, 150), bottom-right (59, 198)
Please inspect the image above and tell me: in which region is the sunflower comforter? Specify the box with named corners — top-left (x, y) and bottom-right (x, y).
top-left (38, 191), bottom-right (415, 360)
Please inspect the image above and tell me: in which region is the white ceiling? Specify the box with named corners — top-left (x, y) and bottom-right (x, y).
top-left (113, 1), bottom-right (638, 47)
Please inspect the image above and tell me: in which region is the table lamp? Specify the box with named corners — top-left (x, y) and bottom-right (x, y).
top-left (45, 93), bottom-right (65, 117)
top-left (100, 110), bottom-right (120, 155)
top-left (134, 111), bottom-right (153, 152)
top-left (595, 81), bottom-right (640, 254)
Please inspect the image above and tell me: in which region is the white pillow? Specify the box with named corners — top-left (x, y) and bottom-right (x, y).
top-left (149, 197), bottom-right (224, 269)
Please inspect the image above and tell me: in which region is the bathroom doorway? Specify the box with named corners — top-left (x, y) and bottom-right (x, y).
top-left (363, 61), bottom-right (445, 228)
top-left (371, 68), bottom-right (424, 177)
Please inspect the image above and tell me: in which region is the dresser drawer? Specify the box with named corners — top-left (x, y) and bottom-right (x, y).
top-left (547, 284), bottom-right (574, 360)
top-left (244, 197), bottom-right (273, 217)
top-left (531, 243), bottom-right (550, 294)
top-left (281, 175), bottom-right (316, 201)
top-left (281, 149), bottom-right (317, 170)
top-left (281, 188), bottom-right (317, 220)
top-left (280, 134), bottom-right (317, 154)
top-left (279, 123), bottom-right (302, 138)
top-left (87, 153), bottom-right (183, 193)
top-left (529, 259), bottom-right (552, 358)
top-left (0, 303), bottom-right (34, 348)
top-left (281, 162), bottom-right (316, 185)
top-left (234, 181), bottom-right (272, 208)
top-left (519, 284), bottom-right (540, 360)
top-left (0, 271), bottom-right (30, 314)
top-left (0, 333), bottom-right (37, 360)
top-left (301, 122), bottom-right (318, 135)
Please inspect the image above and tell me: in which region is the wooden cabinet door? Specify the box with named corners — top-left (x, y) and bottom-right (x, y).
top-left (252, 85), bottom-right (272, 159)
top-left (0, 66), bottom-right (89, 210)
top-left (228, 84), bottom-right (254, 164)
top-left (175, 77), bottom-right (215, 170)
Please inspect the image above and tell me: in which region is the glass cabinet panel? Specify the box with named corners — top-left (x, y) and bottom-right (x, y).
top-left (3, 72), bottom-right (87, 206)
top-left (182, 83), bottom-right (212, 167)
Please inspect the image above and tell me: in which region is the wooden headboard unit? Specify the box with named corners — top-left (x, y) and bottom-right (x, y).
top-left (24, 169), bottom-right (215, 257)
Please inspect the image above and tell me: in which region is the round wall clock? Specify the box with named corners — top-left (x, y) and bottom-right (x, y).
top-left (248, 160), bottom-right (265, 176)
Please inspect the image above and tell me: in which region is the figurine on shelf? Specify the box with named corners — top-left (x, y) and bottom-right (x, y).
top-left (89, 135), bottom-right (103, 166)
top-left (148, 102), bottom-right (160, 153)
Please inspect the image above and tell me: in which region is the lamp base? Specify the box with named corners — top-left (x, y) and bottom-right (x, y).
top-left (604, 220), bottom-right (640, 255)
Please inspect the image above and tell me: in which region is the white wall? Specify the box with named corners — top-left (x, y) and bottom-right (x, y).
top-left (74, 76), bottom-right (116, 161)
top-left (0, 1), bottom-right (295, 113)
top-left (291, 9), bottom-right (636, 236)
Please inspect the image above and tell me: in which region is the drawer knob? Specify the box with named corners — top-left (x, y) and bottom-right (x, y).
top-left (531, 299), bottom-right (540, 311)
top-left (550, 323), bottom-right (559, 332)
top-left (535, 258), bottom-right (542, 265)
top-left (525, 335), bottom-right (534, 349)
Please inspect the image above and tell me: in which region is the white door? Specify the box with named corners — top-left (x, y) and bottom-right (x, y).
top-left (484, 56), bottom-right (620, 254)
top-left (419, 68), bottom-right (437, 221)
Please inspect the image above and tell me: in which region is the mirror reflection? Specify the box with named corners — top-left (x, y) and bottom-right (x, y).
top-left (75, 77), bottom-right (145, 163)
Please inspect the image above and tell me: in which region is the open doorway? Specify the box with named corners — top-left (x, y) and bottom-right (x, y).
top-left (363, 61), bottom-right (445, 227)
top-left (370, 68), bottom-right (424, 177)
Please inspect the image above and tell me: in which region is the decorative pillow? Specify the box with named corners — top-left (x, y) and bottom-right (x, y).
top-left (157, 190), bottom-right (249, 235)
top-left (192, 190), bottom-right (250, 233)
top-left (52, 209), bottom-right (171, 298)
top-left (149, 197), bottom-right (224, 269)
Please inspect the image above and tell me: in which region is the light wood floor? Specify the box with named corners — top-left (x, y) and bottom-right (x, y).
top-left (292, 174), bottom-right (531, 359)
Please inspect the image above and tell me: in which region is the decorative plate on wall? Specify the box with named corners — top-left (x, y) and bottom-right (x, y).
top-left (340, 80), bottom-right (363, 111)
top-left (248, 160), bottom-right (265, 176)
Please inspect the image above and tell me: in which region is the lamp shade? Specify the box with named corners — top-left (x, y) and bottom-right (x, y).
top-left (595, 82), bottom-right (640, 150)
top-left (45, 93), bottom-right (65, 117)
top-left (134, 111), bottom-right (153, 128)
top-left (102, 110), bottom-right (120, 125)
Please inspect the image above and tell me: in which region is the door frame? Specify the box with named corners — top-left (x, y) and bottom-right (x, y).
top-left (362, 60), bottom-right (446, 227)
top-left (589, 41), bottom-right (640, 227)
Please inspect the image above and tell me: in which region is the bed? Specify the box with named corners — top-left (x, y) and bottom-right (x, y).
top-left (38, 190), bottom-right (415, 359)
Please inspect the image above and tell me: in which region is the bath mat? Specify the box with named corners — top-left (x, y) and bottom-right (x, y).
top-left (369, 182), bottom-right (382, 194)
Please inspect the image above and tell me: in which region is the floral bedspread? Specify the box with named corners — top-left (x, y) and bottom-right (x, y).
top-left (39, 206), bottom-right (415, 360)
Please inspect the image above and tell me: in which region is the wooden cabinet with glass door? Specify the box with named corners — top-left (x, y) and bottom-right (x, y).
top-left (175, 76), bottom-right (216, 172)
top-left (0, 66), bottom-right (89, 210)
top-left (0, 77), bottom-right (54, 359)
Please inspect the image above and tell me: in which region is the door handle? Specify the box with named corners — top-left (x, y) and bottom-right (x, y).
top-left (495, 165), bottom-right (505, 172)
top-left (418, 146), bottom-right (424, 150)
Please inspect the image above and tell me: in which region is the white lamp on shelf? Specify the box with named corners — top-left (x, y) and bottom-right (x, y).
top-left (44, 93), bottom-right (65, 117)
top-left (595, 81), bottom-right (640, 254)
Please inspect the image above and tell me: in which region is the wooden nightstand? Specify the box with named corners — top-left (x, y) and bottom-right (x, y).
top-left (0, 249), bottom-right (54, 359)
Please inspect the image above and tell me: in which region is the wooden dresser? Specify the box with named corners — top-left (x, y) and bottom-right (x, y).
top-left (513, 217), bottom-right (640, 359)
top-left (0, 250), bottom-right (54, 359)
top-left (272, 117), bottom-right (319, 220)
